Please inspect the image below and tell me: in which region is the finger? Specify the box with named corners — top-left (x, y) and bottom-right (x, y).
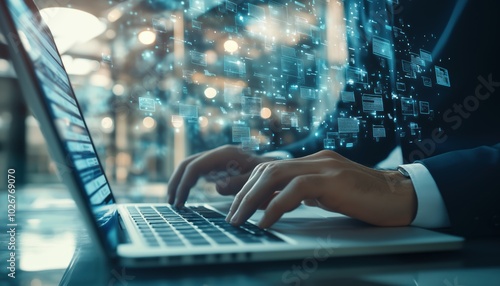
top-left (167, 153), bottom-right (201, 204)
top-left (257, 191), bottom-right (280, 210)
top-left (228, 159), bottom-right (329, 225)
top-left (215, 173), bottom-right (251, 196)
top-left (225, 163), bottom-right (266, 221)
top-left (226, 156), bottom-right (318, 220)
top-left (258, 175), bottom-right (323, 228)
top-left (174, 146), bottom-right (249, 206)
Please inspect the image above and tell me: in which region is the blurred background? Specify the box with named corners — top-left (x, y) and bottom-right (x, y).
top-left (0, 0), bottom-right (346, 191)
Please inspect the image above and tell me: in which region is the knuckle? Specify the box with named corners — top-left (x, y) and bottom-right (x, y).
top-left (318, 149), bottom-right (338, 158)
top-left (290, 176), bottom-right (311, 188)
top-left (234, 190), bottom-right (245, 202)
top-left (262, 162), bottom-right (282, 177)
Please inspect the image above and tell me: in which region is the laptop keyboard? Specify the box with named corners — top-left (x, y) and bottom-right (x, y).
top-left (127, 205), bottom-right (284, 247)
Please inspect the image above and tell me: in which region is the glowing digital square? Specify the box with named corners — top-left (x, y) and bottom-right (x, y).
top-left (422, 76), bottom-right (432, 87)
top-left (326, 132), bottom-right (338, 139)
top-left (223, 83), bottom-right (243, 104)
top-left (190, 51), bottom-right (207, 66)
top-left (362, 94), bottom-right (384, 112)
top-left (435, 66), bottom-right (451, 87)
top-left (179, 104), bottom-right (198, 118)
top-left (338, 118), bottom-right (359, 133)
top-left (242, 96), bottom-right (261, 116)
top-left (396, 82), bottom-right (406, 91)
top-left (192, 20), bottom-right (202, 29)
top-left (281, 112), bottom-right (299, 128)
top-left (401, 97), bottom-right (417, 116)
top-left (300, 87), bottom-right (317, 99)
top-left (139, 97), bottom-right (155, 112)
top-left (420, 49), bottom-right (432, 62)
top-left (241, 136), bottom-right (260, 150)
top-left (247, 3), bottom-right (265, 21)
top-left (372, 36), bottom-right (392, 60)
top-left (346, 67), bottom-right (368, 84)
top-left (295, 17), bottom-right (312, 36)
top-left (224, 56), bottom-right (246, 75)
top-left (190, 0), bottom-right (205, 12)
top-left (402, 60), bottom-right (412, 73)
top-left (232, 126), bottom-right (250, 142)
top-left (419, 101), bottom-right (430, 114)
top-left (372, 125), bottom-right (386, 138)
top-left (152, 18), bottom-right (167, 33)
top-left (341, 91), bottom-right (355, 102)
top-left (402, 60), bottom-right (417, 79)
top-left (410, 52), bottom-right (425, 66)
top-left (281, 57), bottom-right (298, 77)
top-left (226, 0), bottom-right (237, 12)
top-left (323, 139), bottom-right (335, 149)
top-left (268, 1), bottom-right (286, 20)
top-left (281, 45), bottom-right (296, 58)
top-left (409, 122), bottom-right (420, 136)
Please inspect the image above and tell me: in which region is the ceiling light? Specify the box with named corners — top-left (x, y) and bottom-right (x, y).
top-left (101, 117), bottom-right (114, 133)
top-left (112, 84), bottom-right (125, 96)
top-left (260, 107), bottom-right (272, 119)
top-left (204, 87), bottom-right (217, 98)
top-left (61, 55), bottom-right (100, 76)
top-left (143, 117), bottom-right (156, 129)
top-left (107, 8), bottom-right (123, 23)
top-left (138, 30), bottom-right (156, 45)
top-left (224, 39), bottom-right (239, 53)
top-left (40, 7), bottom-right (106, 53)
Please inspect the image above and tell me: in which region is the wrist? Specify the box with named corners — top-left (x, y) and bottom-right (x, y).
top-left (386, 171), bottom-right (418, 225)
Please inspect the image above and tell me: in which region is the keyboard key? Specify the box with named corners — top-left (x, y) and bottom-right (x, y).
top-left (132, 205), bottom-right (281, 247)
top-left (187, 238), bottom-right (210, 246)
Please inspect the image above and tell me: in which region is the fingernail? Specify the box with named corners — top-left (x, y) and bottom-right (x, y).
top-left (230, 214), bottom-right (239, 225)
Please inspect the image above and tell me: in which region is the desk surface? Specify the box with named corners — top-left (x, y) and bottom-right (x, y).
top-left (2, 184), bottom-right (500, 286)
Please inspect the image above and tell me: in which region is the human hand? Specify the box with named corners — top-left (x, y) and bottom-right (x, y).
top-left (168, 144), bottom-right (274, 207)
top-left (225, 150), bottom-right (417, 228)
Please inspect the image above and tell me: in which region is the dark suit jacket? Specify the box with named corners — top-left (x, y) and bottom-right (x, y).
top-left (421, 143), bottom-right (500, 237)
top-left (281, 0), bottom-right (500, 237)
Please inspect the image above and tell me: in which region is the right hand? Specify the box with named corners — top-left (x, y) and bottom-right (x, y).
top-left (167, 144), bottom-right (274, 207)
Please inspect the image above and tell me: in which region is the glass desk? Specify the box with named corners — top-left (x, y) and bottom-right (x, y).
top-left (1, 184), bottom-right (500, 286)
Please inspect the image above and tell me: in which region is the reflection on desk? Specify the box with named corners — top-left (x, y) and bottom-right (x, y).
top-left (1, 184), bottom-right (500, 286)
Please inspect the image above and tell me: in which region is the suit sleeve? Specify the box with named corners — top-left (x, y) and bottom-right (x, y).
top-left (419, 143), bottom-right (500, 237)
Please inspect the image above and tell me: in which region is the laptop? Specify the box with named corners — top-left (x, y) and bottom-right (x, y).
top-left (0, 0), bottom-right (463, 267)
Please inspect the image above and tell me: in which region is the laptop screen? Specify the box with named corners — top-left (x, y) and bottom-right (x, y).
top-left (2, 0), bottom-right (119, 250)
top-left (5, 0), bottom-right (115, 206)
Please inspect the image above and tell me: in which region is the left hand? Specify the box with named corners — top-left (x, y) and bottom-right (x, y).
top-left (225, 150), bottom-right (417, 228)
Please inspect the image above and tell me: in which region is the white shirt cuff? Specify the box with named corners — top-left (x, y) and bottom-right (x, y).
top-left (399, 163), bottom-right (451, 228)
